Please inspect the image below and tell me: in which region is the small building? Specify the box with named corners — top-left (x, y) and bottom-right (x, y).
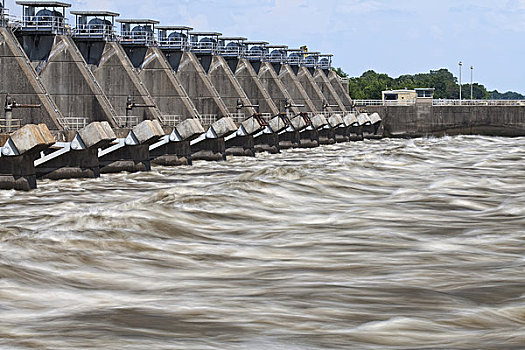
top-left (382, 88), bottom-right (435, 105)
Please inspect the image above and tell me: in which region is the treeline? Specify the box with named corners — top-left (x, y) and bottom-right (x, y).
top-left (333, 68), bottom-right (524, 100)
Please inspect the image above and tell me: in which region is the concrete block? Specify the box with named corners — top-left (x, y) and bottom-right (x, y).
top-left (9, 124), bottom-right (55, 155)
top-left (369, 112), bottom-right (382, 124)
top-left (99, 121), bottom-right (117, 139)
top-left (291, 115), bottom-right (307, 131)
top-left (176, 118), bottom-right (205, 141)
top-left (343, 113), bottom-right (359, 126)
top-left (132, 120), bottom-right (165, 144)
top-left (310, 114), bottom-right (329, 130)
top-left (37, 124), bottom-right (56, 145)
top-left (211, 117), bottom-right (238, 137)
top-left (328, 114), bottom-right (344, 128)
top-left (269, 115), bottom-right (287, 133)
top-left (241, 116), bottom-right (264, 135)
top-left (357, 113), bottom-right (371, 126)
top-left (78, 122), bottom-right (117, 149)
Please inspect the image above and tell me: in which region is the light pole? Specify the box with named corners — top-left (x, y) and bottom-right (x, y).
top-left (459, 61), bottom-right (463, 104)
top-left (470, 66), bottom-right (473, 100)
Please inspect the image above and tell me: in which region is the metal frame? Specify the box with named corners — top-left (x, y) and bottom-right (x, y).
top-left (71, 11), bottom-right (119, 41)
top-left (302, 51), bottom-right (320, 68)
top-left (285, 48), bottom-right (304, 65)
top-left (157, 25), bottom-right (193, 51)
top-left (317, 54), bottom-right (333, 69)
top-left (217, 37), bottom-right (247, 57)
top-left (117, 18), bottom-right (159, 46)
top-left (0, 0), bottom-right (8, 27)
top-left (264, 45), bottom-right (288, 63)
top-left (243, 41), bottom-right (269, 61)
top-left (16, 1), bottom-right (71, 35)
top-left (188, 31), bottom-right (222, 54)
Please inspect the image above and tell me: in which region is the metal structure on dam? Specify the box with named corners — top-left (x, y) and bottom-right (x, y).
top-left (1, 0), bottom-right (523, 191)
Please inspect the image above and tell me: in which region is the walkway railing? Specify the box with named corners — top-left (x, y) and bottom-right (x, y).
top-left (157, 38), bottom-right (189, 51)
top-left (120, 31), bottom-right (155, 46)
top-left (190, 41), bottom-right (218, 54)
top-left (0, 118), bottom-right (21, 133)
top-left (230, 112), bottom-right (246, 124)
top-left (73, 24), bottom-right (114, 40)
top-left (114, 116), bottom-right (139, 128)
top-left (198, 114), bottom-right (218, 127)
top-left (57, 117), bottom-right (88, 131)
top-left (160, 115), bottom-right (184, 126)
top-left (433, 99), bottom-right (525, 106)
top-left (19, 16), bottom-right (69, 34)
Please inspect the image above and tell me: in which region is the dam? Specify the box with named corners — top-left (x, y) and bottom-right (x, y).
top-left (1, 0), bottom-right (523, 191)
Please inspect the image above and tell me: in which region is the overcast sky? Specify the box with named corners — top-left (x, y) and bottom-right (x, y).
top-left (5, 0), bottom-right (525, 93)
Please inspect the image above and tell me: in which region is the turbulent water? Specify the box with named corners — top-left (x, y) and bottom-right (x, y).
top-left (1, 135), bottom-right (524, 349)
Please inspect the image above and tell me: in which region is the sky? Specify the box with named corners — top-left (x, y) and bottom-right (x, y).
top-left (4, 0), bottom-right (525, 93)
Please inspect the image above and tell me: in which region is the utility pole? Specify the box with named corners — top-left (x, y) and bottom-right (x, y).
top-left (459, 61), bottom-right (463, 104)
top-left (470, 66), bottom-right (473, 100)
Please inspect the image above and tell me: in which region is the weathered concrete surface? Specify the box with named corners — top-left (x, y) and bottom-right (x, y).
top-left (207, 55), bottom-right (256, 116)
top-left (132, 120), bottom-right (164, 145)
top-left (310, 114), bottom-right (329, 130)
top-left (299, 129), bottom-right (320, 148)
top-left (138, 47), bottom-right (199, 119)
top-left (254, 132), bottom-right (280, 154)
top-left (36, 121), bottom-right (115, 180)
top-left (343, 113), bottom-right (363, 141)
top-left (0, 124), bottom-right (54, 190)
top-left (191, 138), bottom-right (226, 162)
top-left (327, 70), bottom-right (353, 111)
top-left (78, 121), bottom-right (116, 149)
top-left (92, 42), bottom-right (162, 122)
top-left (278, 130), bottom-right (300, 149)
top-left (210, 117), bottom-right (237, 138)
top-left (9, 123), bottom-right (54, 154)
top-left (240, 116), bottom-right (265, 135)
top-left (176, 118), bottom-right (205, 141)
top-left (0, 153), bottom-right (37, 190)
top-left (36, 147), bottom-right (100, 180)
top-left (233, 58), bottom-right (279, 115)
top-left (29, 35), bottom-right (117, 126)
top-left (225, 135), bottom-right (255, 157)
top-left (150, 141), bottom-right (192, 166)
top-left (279, 65), bottom-right (316, 112)
top-left (0, 28), bottom-right (62, 129)
top-left (171, 51), bottom-right (230, 116)
top-left (297, 66), bottom-right (330, 112)
top-left (99, 144), bottom-right (151, 173)
top-left (258, 62), bottom-right (299, 114)
top-left (364, 105), bottom-right (525, 138)
top-left (314, 69), bottom-right (347, 112)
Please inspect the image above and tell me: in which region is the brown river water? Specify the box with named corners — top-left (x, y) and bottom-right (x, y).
top-left (1, 135), bottom-right (524, 349)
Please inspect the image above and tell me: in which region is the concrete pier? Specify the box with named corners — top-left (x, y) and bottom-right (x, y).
top-left (327, 70), bottom-right (353, 111)
top-left (0, 28), bottom-right (63, 128)
top-left (92, 41), bottom-right (162, 122)
top-left (279, 64), bottom-right (316, 112)
top-left (138, 47), bottom-right (200, 120)
top-left (297, 66), bottom-right (330, 113)
top-left (34, 121), bottom-right (115, 179)
top-left (233, 58), bottom-right (279, 115)
top-left (313, 69), bottom-right (347, 112)
top-left (98, 120), bottom-right (164, 173)
top-left (0, 123), bottom-right (55, 190)
top-left (20, 34), bottom-right (117, 126)
top-left (258, 61), bottom-right (300, 114)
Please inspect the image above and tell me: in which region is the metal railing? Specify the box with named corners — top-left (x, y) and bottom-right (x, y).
top-left (287, 56), bottom-right (302, 65)
top-left (245, 50), bottom-right (265, 61)
top-left (114, 115), bottom-right (139, 128)
top-left (0, 118), bottom-right (21, 133)
top-left (217, 46), bottom-right (245, 57)
top-left (0, 7), bottom-right (9, 26)
top-left (433, 99), bottom-right (525, 106)
top-left (157, 38), bottom-right (189, 50)
top-left (198, 114), bottom-right (218, 127)
top-left (189, 41), bottom-right (218, 54)
top-left (160, 115), bottom-right (184, 126)
top-left (120, 31), bottom-right (155, 46)
top-left (73, 24), bottom-right (114, 40)
top-left (318, 61), bottom-right (331, 69)
top-left (258, 113), bottom-right (273, 122)
top-left (230, 112), bottom-right (246, 124)
top-left (19, 16), bottom-right (69, 34)
top-left (57, 117), bottom-right (88, 131)
top-left (353, 100), bottom-right (417, 106)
